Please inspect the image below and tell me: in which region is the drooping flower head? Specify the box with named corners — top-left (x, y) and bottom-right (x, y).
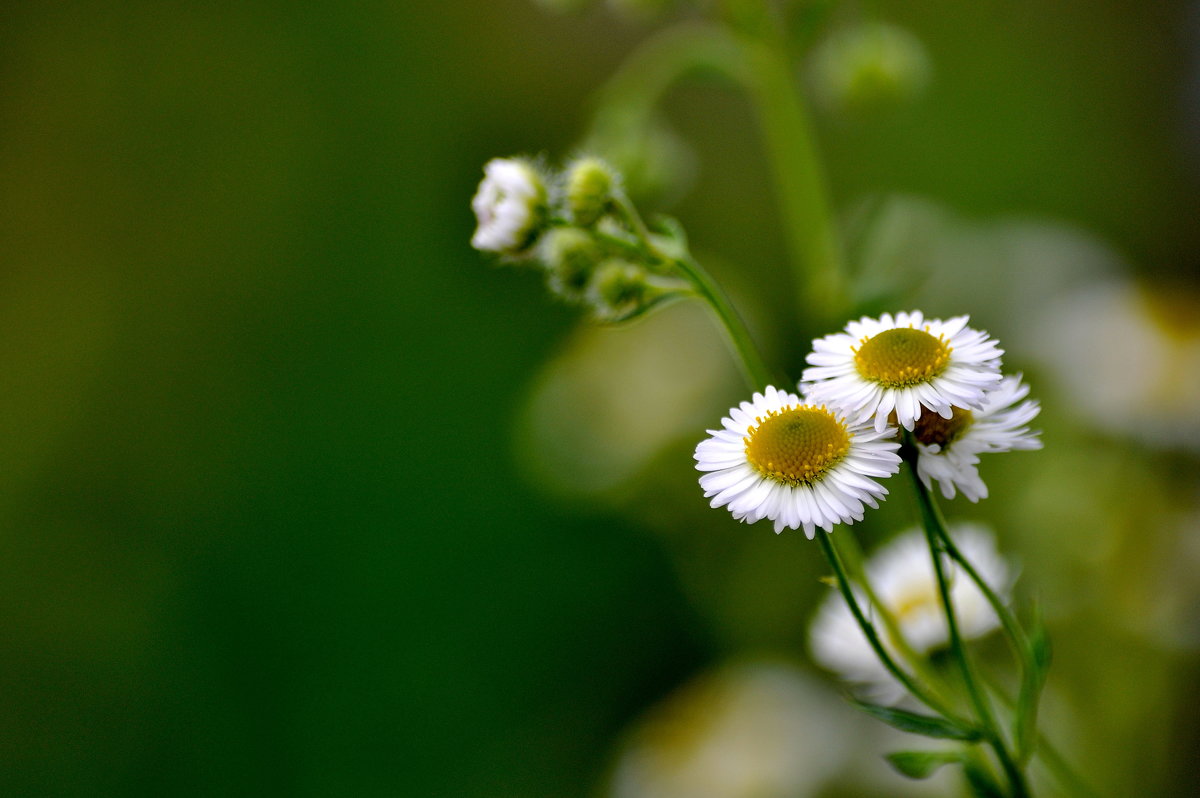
top-left (694, 386), bottom-right (901, 538)
top-left (809, 524), bottom-right (1013, 703)
top-left (912, 374), bottom-right (1043, 502)
top-left (802, 311), bottom-right (1003, 433)
top-left (470, 157), bottom-right (547, 255)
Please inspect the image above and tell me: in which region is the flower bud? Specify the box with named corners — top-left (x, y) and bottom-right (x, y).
top-left (810, 23), bottom-right (931, 116)
top-left (470, 157), bottom-right (548, 255)
top-left (540, 227), bottom-right (601, 302)
top-left (565, 156), bottom-right (617, 227)
top-left (586, 259), bottom-right (649, 321)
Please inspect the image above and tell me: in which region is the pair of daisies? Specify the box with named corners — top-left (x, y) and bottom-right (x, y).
top-left (695, 311), bottom-right (1041, 538)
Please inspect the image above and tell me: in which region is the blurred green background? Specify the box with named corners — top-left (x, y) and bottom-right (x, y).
top-left (2, 1), bottom-right (1198, 796)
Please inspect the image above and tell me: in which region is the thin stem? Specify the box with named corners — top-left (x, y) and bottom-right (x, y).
top-left (611, 192), bottom-right (776, 392)
top-left (829, 531), bottom-right (947, 698)
top-left (815, 532), bottom-right (971, 726)
top-left (674, 253), bottom-right (775, 392)
top-left (902, 433), bottom-right (1030, 797)
top-left (735, 22), bottom-right (847, 322)
top-left (932, 501), bottom-right (1045, 765)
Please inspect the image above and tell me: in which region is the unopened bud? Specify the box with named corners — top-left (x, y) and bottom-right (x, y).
top-left (586, 259), bottom-right (648, 321)
top-left (810, 23), bottom-right (931, 116)
top-left (541, 227), bottom-right (601, 302)
top-left (565, 156), bottom-right (617, 227)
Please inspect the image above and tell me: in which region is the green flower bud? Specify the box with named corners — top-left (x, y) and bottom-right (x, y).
top-left (540, 227), bottom-right (601, 302)
top-left (565, 156), bottom-right (617, 228)
top-left (586, 259), bottom-right (649, 321)
top-left (810, 23), bottom-right (932, 116)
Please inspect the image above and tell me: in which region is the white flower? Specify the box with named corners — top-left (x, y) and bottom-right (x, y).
top-left (912, 374), bottom-right (1043, 502)
top-left (802, 311), bottom-right (1003, 433)
top-left (1031, 278), bottom-right (1200, 450)
top-left (694, 386), bottom-right (901, 538)
top-left (609, 662), bottom-right (853, 798)
top-left (809, 524), bottom-right (1012, 703)
top-left (470, 157), bottom-right (546, 254)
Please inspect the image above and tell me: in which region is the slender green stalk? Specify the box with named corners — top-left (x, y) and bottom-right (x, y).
top-left (902, 433), bottom-right (1030, 797)
top-left (929, 497), bottom-right (1046, 764)
top-left (611, 192), bottom-right (776, 392)
top-left (735, 24), bottom-right (847, 322)
top-left (829, 530), bottom-right (946, 698)
top-left (816, 532), bottom-right (971, 725)
top-left (674, 254), bottom-right (775, 391)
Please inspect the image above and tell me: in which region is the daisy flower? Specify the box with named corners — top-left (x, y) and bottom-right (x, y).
top-left (912, 374), bottom-right (1043, 502)
top-left (694, 386), bottom-right (901, 538)
top-left (470, 157), bottom-right (547, 254)
top-left (802, 311), bottom-right (1003, 433)
top-left (809, 524), bottom-right (1012, 703)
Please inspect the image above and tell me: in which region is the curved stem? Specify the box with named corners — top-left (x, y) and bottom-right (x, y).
top-left (674, 253), bottom-right (775, 392)
top-left (591, 22), bottom-right (748, 129)
top-left (611, 192), bottom-right (776, 392)
top-left (735, 24), bottom-right (847, 323)
top-left (816, 532), bottom-right (972, 726)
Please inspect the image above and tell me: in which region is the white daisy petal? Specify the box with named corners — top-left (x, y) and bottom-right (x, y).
top-left (911, 374), bottom-right (1042, 503)
top-left (803, 311), bottom-right (1003, 430)
top-left (693, 389), bottom-right (902, 535)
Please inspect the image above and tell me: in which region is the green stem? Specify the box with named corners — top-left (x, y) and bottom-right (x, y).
top-left (611, 193), bottom-right (776, 392)
top-left (902, 433), bottom-right (1030, 798)
top-left (932, 501), bottom-right (1045, 764)
top-left (591, 22), bottom-right (747, 132)
top-left (674, 253), bottom-right (775, 392)
top-left (815, 532), bottom-right (970, 725)
top-left (735, 25), bottom-right (847, 322)
top-left (829, 531), bottom-right (948, 699)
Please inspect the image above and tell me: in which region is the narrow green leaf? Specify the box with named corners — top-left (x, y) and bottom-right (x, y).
top-left (963, 760), bottom-right (1006, 798)
top-left (1029, 606), bottom-right (1053, 677)
top-left (885, 750), bottom-right (964, 779)
top-left (852, 700), bottom-right (982, 741)
top-left (1016, 604), bottom-right (1053, 761)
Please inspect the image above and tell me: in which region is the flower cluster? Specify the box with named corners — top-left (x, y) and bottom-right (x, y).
top-left (695, 311), bottom-right (1040, 534)
top-left (470, 155), bottom-right (691, 323)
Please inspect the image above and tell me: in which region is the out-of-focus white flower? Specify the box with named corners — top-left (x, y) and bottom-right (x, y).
top-left (1033, 278), bottom-right (1200, 449)
top-left (609, 662), bottom-right (853, 798)
top-left (694, 386), bottom-right (901, 538)
top-left (912, 375), bottom-right (1042, 502)
top-left (802, 311), bottom-right (1004, 433)
top-left (809, 525), bottom-right (1012, 703)
top-left (470, 157), bottom-right (546, 254)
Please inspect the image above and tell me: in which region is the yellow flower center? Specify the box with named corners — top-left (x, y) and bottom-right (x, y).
top-left (913, 406), bottom-right (975, 449)
top-left (744, 406), bottom-right (850, 486)
top-left (853, 327), bottom-right (952, 387)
